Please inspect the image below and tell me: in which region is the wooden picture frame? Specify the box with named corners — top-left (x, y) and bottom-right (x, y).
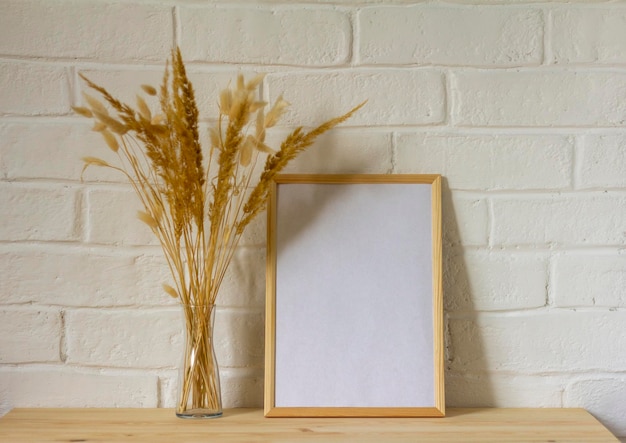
top-left (265, 174), bottom-right (444, 418)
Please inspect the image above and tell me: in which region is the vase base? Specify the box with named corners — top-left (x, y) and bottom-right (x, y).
top-left (176, 409), bottom-right (223, 419)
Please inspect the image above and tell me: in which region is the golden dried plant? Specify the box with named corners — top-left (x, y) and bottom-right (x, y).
top-left (74, 47), bottom-right (364, 309)
top-left (74, 47), bottom-right (363, 416)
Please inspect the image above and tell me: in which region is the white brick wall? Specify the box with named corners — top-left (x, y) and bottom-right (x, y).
top-left (0, 184), bottom-right (81, 241)
top-left (551, 8), bottom-right (626, 65)
top-left (358, 6), bottom-right (544, 66)
top-left (1, 0), bottom-right (625, 438)
top-left (0, 308), bottom-right (61, 363)
top-left (0, 0), bottom-right (173, 61)
top-left (449, 311), bottom-right (626, 372)
top-left (179, 6), bottom-right (352, 65)
top-left (0, 62), bottom-right (71, 115)
top-left (0, 367), bottom-right (159, 409)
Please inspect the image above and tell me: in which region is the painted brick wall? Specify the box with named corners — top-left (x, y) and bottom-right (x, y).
top-left (1, 0), bottom-right (625, 438)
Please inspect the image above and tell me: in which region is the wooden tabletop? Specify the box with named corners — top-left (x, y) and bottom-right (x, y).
top-left (0, 407), bottom-right (618, 442)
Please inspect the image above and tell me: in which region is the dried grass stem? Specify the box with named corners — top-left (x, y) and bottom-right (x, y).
top-left (74, 47), bottom-right (363, 414)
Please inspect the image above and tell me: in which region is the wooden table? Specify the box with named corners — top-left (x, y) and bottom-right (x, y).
top-left (0, 408), bottom-right (618, 442)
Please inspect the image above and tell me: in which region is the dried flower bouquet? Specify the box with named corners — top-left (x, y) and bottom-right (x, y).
top-left (73, 47), bottom-right (363, 417)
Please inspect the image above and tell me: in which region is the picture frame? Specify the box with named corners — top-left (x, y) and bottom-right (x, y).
top-left (264, 174), bottom-right (444, 418)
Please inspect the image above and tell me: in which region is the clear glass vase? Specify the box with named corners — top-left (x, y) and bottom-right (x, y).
top-left (176, 304), bottom-right (223, 418)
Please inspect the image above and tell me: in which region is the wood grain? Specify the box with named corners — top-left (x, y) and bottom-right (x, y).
top-left (431, 174), bottom-right (445, 416)
top-left (0, 408), bottom-right (618, 442)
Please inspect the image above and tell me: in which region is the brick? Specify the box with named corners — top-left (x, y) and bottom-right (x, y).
top-left (0, 0), bottom-right (172, 61)
top-left (446, 373), bottom-right (562, 407)
top-left (552, 9), bottom-right (626, 64)
top-left (214, 308), bottom-right (265, 368)
top-left (65, 309), bottom-right (182, 368)
top-left (0, 183), bottom-right (80, 242)
top-left (452, 71), bottom-right (626, 127)
top-left (0, 245), bottom-right (173, 307)
top-left (396, 133), bottom-right (573, 190)
top-left (0, 368), bottom-right (158, 408)
top-left (0, 309), bottom-right (61, 363)
top-left (442, 193), bottom-right (489, 246)
top-left (135, 254), bottom-right (181, 307)
top-left (444, 248), bottom-right (548, 312)
top-left (492, 193), bottom-right (626, 246)
top-left (219, 368), bottom-right (264, 408)
top-left (564, 377), bottom-right (626, 437)
top-left (157, 370), bottom-right (178, 408)
top-left (0, 62), bottom-right (70, 116)
top-left (395, 133), bottom-right (445, 176)
top-left (180, 6), bottom-right (350, 66)
top-left (0, 122), bottom-right (119, 182)
top-left (86, 187), bottom-right (157, 246)
top-left (266, 71), bottom-right (445, 127)
top-left (275, 129), bottom-right (393, 174)
top-left (579, 135), bottom-right (626, 188)
top-left (553, 252), bottom-right (626, 308)
top-left (449, 311), bottom-right (626, 373)
top-left (359, 6), bottom-right (542, 66)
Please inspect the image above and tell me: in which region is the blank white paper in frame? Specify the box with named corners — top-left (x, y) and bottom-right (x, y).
top-left (265, 174), bottom-right (444, 418)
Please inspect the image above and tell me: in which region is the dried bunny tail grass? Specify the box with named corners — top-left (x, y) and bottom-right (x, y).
top-left (264, 95), bottom-right (289, 128)
top-left (137, 210), bottom-right (159, 231)
top-left (92, 121), bottom-right (106, 132)
top-left (142, 84), bottom-right (157, 96)
top-left (246, 73), bottom-right (265, 91)
top-left (80, 156), bottom-right (129, 181)
top-left (204, 75), bottom-right (269, 292)
top-left (208, 81), bottom-right (251, 229)
top-left (101, 129), bottom-right (120, 152)
top-left (78, 73), bottom-right (155, 149)
top-left (162, 283), bottom-right (179, 299)
top-left (82, 92), bottom-right (109, 115)
top-left (72, 106), bottom-right (93, 118)
top-left (92, 109), bottom-right (128, 135)
top-left (136, 95), bottom-right (152, 121)
top-left (81, 156), bottom-right (111, 167)
top-left (80, 156), bottom-right (111, 177)
top-left (219, 89), bottom-right (232, 115)
top-left (236, 101), bottom-right (366, 233)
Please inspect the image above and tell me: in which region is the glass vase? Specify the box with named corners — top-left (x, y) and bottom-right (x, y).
top-left (176, 303), bottom-right (223, 418)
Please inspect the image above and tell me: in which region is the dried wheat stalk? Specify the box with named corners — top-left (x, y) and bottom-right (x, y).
top-left (74, 47), bottom-right (364, 414)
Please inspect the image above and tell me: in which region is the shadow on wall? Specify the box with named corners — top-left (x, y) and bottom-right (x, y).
top-left (219, 133), bottom-right (386, 407)
top-left (223, 170), bottom-right (497, 410)
top-left (440, 178), bottom-right (495, 408)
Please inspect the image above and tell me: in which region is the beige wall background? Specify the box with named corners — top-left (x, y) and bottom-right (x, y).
top-left (0, 0), bottom-right (625, 439)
